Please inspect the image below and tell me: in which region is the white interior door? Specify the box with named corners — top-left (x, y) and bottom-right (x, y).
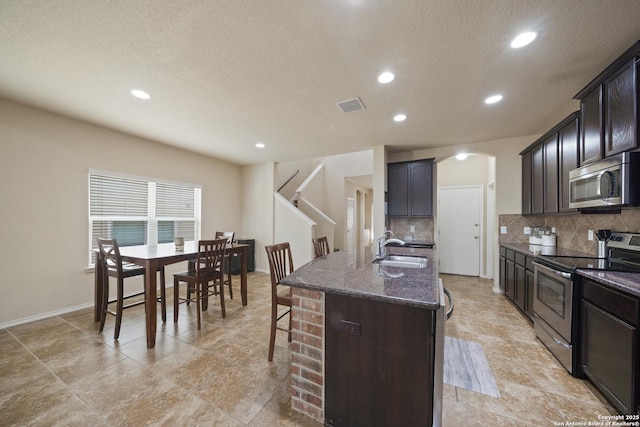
top-left (346, 197), bottom-right (354, 251)
top-left (438, 186), bottom-right (482, 276)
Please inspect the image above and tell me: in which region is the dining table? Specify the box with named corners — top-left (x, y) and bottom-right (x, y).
top-left (94, 240), bottom-right (250, 348)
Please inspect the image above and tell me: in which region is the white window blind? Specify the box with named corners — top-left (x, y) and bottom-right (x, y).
top-left (89, 171), bottom-right (201, 266)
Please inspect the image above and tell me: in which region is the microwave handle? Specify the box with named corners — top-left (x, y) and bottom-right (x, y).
top-left (598, 170), bottom-right (615, 198)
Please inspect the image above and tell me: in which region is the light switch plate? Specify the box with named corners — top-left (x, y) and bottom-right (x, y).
top-left (588, 230), bottom-right (594, 241)
top-left (500, 226), bottom-right (507, 234)
top-left (524, 227), bottom-right (531, 235)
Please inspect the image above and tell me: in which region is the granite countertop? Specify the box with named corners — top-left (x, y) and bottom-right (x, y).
top-left (577, 270), bottom-right (640, 298)
top-left (281, 245), bottom-right (440, 310)
top-left (500, 242), bottom-right (594, 258)
top-left (501, 243), bottom-right (640, 298)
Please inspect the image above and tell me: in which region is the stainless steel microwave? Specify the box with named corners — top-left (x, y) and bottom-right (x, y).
top-left (569, 152), bottom-right (640, 209)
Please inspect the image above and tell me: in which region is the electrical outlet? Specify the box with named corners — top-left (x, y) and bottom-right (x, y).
top-left (588, 230), bottom-right (594, 241)
top-left (524, 227), bottom-right (531, 235)
top-left (410, 225), bottom-right (415, 232)
top-left (500, 226), bottom-right (507, 234)
top-left (551, 227), bottom-right (556, 233)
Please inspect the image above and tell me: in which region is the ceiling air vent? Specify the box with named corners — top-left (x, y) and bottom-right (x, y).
top-left (336, 97), bottom-right (366, 114)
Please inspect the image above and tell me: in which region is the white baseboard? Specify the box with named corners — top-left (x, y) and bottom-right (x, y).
top-left (0, 302), bottom-right (94, 330)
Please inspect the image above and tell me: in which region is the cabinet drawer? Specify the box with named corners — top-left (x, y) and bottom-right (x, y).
top-left (515, 252), bottom-right (527, 266)
top-left (499, 246), bottom-right (507, 258)
top-left (525, 256), bottom-right (534, 271)
top-left (505, 249), bottom-right (515, 261)
top-left (582, 279), bottom-right (639, 326)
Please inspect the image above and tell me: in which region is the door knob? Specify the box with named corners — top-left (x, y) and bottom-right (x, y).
top-left (474, 236), bottom-right (479, 239)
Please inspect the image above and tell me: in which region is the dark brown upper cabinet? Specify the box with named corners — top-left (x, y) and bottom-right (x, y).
top-left (605, 58), bottom-right (638, 157)
top-left (521, 112), bottom-right (579, 216)
top-left (575, 42), bottom-right (640, 166)
top-left (543, 134), bottom-right (559, 214)
top-left (521, 151), bottom-right (532, 215)
top-left (531, 144), bottom-right (544, 215)
top-left (558, 114), bottom-right (580, 212)
top-left (579, 86), bottom-right (604, 165)
top-left (387, 159), bottom-right (434, 217)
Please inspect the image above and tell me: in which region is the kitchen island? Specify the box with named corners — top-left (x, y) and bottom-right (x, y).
top-left (281, 244), bottom-right (445, 427)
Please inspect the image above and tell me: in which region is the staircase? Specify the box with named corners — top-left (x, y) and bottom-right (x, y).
top-left (274, 162), bottom-right (336, 265)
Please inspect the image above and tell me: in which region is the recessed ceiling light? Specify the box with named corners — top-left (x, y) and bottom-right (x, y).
top-left (456, 153), bottom-right (468, 161)
top-left (393, 113), bottom-right (407, 122)
top-left (378, 71), bottom-right (395, 84)
top-left (484, 94), bottom-right (503, 104)
top-left (255, 142), bottom-right (265, 148)
top-left (511, 32), bottom-right (537, 48)
top-left (130, 89), bottom-right (150, 100)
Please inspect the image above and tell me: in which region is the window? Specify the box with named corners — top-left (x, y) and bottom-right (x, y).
top-left (89, 171), bottom-right (201, 266)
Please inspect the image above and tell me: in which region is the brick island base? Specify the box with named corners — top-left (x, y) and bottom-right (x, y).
top-left (290, 287), bottom-right (325, 423)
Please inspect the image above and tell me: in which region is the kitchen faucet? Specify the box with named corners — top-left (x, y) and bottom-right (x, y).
top-left (375, 235), bottom-right (406, 259)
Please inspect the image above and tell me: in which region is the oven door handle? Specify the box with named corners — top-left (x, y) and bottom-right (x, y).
top-left (554, 270), bottom-right (572, 279)
top-left (533, 261), bottom-right (572, 279)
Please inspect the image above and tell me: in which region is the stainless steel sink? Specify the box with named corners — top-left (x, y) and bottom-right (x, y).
top-left (373, 255), bottom-right (428, 269)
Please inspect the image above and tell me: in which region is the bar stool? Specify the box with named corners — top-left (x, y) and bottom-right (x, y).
top-left (174, 238), bottom-right (227, 329)
top-left (215, 231), bottom-right (235, 299)
top-left (265, 242), bottom-right (294, 361)
top-left (96, 238), bottom-right (167, 340)
top-left (312, 236), bottom-right (331, 258)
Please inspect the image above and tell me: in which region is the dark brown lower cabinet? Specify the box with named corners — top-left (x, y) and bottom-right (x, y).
top-left (525, 269), bottom-right (534, 319)
top-left (581, 279), bottom-right (639, 414)
top-left (325, 293), bottom-right (437, 426)
top-left (500, 246), bottom-right (534, 322)
top-left (514, 263), bottom-right (526, 312)
top-left (505, 258), bottom-right (515, 301)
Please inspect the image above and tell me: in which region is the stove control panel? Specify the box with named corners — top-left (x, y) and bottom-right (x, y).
top-left (608, 232), bottom-right (640, 250)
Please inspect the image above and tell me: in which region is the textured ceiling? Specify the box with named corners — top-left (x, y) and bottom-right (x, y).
top-left (1, 1), bottom-right (639, 166)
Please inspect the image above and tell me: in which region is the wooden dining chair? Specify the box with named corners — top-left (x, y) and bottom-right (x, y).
top-left (312, 236), bottom-right (331, 259)
top-left (96, 238), bottom-right (167, 340)
top-left (174, 238), bottom-right (227, 330)
top-left (265, 242), bottom-right (294, 361)
top-left (215, 231), bottom-right (235, 299)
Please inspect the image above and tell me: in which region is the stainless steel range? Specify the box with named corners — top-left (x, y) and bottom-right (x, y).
top-left (532, 231), bottom-right (640, 376)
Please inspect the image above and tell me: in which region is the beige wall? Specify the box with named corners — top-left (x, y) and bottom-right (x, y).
top-left (0, 98), bottom-right (243, 326)
top-left (322, 150), bottom-right (373, 251)
top-left (241, 162), bottom-right (275, 273)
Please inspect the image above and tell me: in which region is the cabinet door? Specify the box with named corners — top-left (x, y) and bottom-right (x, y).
top-left (387, 163), bottom-right (409, 216)
top-left (605, 59), bottom-right (638, 157)
top-left (387, 160), bottom-right (434, 217)
top-left (580, 86), bottom-right (604, 165)
top-left (514, 263), bottom-right (526, 311)
top-left (325, 293), bottom-right (435, 426)
top-left (531, 144), bottom-right (544, 215)
top-left (543, 134), bottom-right (559, 214)
top-left (525, 269), bottom-right (535, 320)
top-left (505, 259), bottom-right (515, 301)
top-left (499, 256), bottom-right (506, 293)
top-left (409, 161), bottom-right (433, 216)
top-left (558, 116), bottom-right (579, 212)
top-left (581, 300), bottom-right (637, 414)
top-left (521, 151), bottom-right (532, 215)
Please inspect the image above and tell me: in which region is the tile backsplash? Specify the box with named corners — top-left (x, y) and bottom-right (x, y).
top-left (499, 209), bottom-right (640, 255)
top-left (388, 217), bottom-right (435, 242)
